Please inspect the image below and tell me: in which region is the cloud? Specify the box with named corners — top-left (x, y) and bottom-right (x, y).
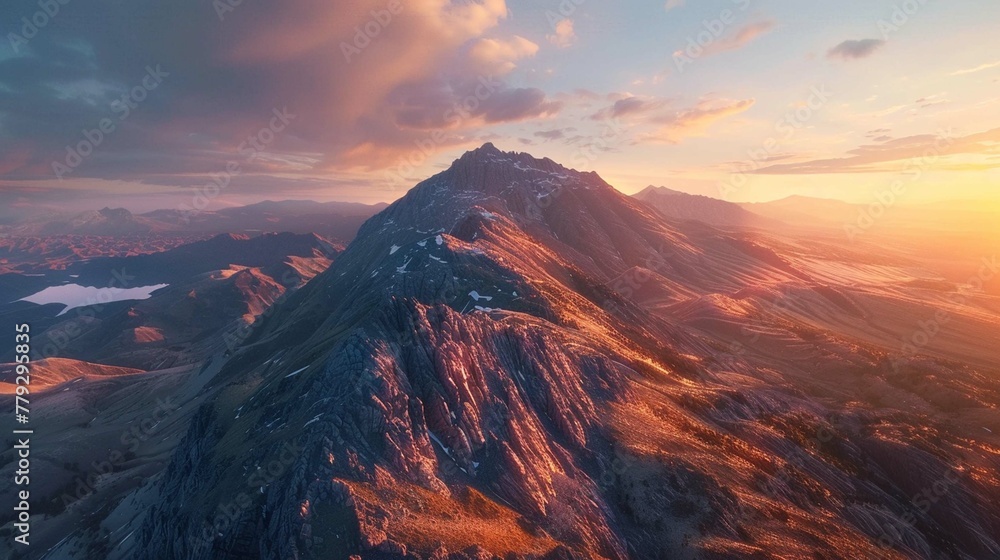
top-left (547, 19), bottom-right (576, 48)
top-left (753, 127), bottom-right (1000, 174)
top-left (468, 36), bottom-right (539, 75)
top-left (478, 88), bottom-right (562, 123)
top-left (915, 94), bottom-right (948, 110)
top-left (590, 96), bottom-right (671, 121)
top-left (865, 128), bottom-right (892, 141)
top-left (534, 128), bottom-right (575, 140)
top-left (588, 94), bottom-right (753, 143)
top-left (0, 0), bottom-right (567, 181)
top-left (700, 20), bottom-right (776, 57)
top-left (872, 104), bottom-right (909, 117)
top-left (664, 0), bottom-right (685, 12)
top-left (570, 89), bottom-right (601, 101)
top-left (391, 80), bottom-right (561, 128)
top-left (827, 39), bottom-right (885, 60)
top-left (649, 98), bottom-right (755, 142)
top-left (950, 60), bottom-right (1000, 76)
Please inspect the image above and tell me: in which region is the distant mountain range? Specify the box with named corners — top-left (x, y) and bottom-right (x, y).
top-left (37, 206), bottom-right (155, 236)
top-left (6, 199), bottom-right (387, 241)
top-left (141, 199), bottom-right (388, 240)
top-left (633, 185), bottom-right (777, 229)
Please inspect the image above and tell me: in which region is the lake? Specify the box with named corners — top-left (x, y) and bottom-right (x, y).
top-left (17, 283), bottom-right (169, 316)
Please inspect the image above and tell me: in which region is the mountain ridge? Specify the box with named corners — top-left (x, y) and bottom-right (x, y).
top-left (78, 144), bottom-right (1000, 560)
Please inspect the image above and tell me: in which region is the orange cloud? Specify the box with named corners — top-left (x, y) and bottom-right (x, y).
top-left (702, 20), bottom-right (776, 57)
top-left (547, 19), bottom-right (576, 48)
top-left (753, 128), bottom-right (1000, 174)
top-left (468, 36), bottom-right (539, 75)
top-left (590, 95), bottom-right (672, 121)
top-left (646, 98), bottom-right (756, 143)
top-left (950, 60), bottom-right (1000, 76)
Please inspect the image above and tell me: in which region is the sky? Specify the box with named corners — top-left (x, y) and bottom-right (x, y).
top-left (1, 0), bottom-right (999, 212)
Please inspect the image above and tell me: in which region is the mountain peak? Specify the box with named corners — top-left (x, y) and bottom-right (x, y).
top-left (97, 207), bottom-right (134, 218)
top-left (635, 185), bottom-right (684, 199)
top-left (455, 141), bottom-right (507, 163)
top-left (449, 142), bottom-right (573, 175)
top-left (351, 143), bottom-right (651, 277)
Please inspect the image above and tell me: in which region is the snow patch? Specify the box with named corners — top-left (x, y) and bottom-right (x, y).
top-left (428, 431), bottom-right (452, 458)
top-left (469, 290), bottom-right (493, 302)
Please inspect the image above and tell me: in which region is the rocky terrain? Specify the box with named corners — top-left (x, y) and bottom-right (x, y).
top-left (1, 145), bottom-right (998, 559)
top-left (0, 235), bottom-right (201, 276)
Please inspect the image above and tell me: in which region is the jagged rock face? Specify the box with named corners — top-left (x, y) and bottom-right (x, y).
top-left (129, 144), bottom-right (1000, 560)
